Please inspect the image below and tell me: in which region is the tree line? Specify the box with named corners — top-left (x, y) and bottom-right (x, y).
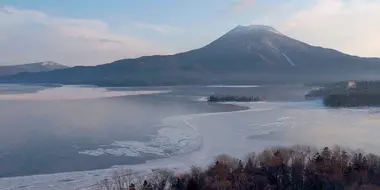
top-left (92, 145), bottom-right (380, 190)
top-left (208, 95), bottom-right (262, 102)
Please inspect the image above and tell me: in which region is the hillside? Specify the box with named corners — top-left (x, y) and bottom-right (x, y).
top-left (0, 25), bottom-right (379, 86)
top-left (0, 61), bottom-right (68, 76)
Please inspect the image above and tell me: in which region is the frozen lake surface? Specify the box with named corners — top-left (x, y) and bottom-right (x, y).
top-left (1, 85), bottom-right (380, 189)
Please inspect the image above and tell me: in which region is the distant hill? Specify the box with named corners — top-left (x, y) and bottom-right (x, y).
top-left (1, 25), bottom-right (379, 86)
top-left (0, 61), bottom-right (68, 76)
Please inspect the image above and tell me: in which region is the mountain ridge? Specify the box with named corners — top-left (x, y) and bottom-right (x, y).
top-left (0, 61), bottom-right (68, 76)
top-left (1, 25), bottom-right (379, 86)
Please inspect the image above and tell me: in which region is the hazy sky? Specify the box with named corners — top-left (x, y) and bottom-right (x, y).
top-left (0, 0), bottom-right (379, 66)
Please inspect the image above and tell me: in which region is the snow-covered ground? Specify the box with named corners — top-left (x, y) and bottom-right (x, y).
top-left (1, 97), bottom-right (380, 189)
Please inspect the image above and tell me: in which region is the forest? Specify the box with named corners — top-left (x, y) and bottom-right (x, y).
top-left (92, 145), bottom-right (380, 190)
top-left (207, 95), bottom-right (262, 102)
top-left (305, 81), bottom-right (380, 107)
top-left (323, 94), bottom-right (380, 107)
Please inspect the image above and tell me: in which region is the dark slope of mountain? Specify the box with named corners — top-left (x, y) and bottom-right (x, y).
top-left (1, 25), bottom-right (379, 86)
top-left (0, 61), bottom-right (68, 76)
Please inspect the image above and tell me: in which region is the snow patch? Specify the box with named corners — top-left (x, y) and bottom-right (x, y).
top-left (262, 38), bottom-right (280, 53)
top-left (282, 53), bottom-right (296, 66)
top-left (41, 61), bottom-right (60, 67)
top-left (267, 28), bottom-right (284, 36)
top-left (235, 25), bottom-right (284, 36)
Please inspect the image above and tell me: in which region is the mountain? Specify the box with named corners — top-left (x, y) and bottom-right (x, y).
top-left (1, 25), bottom-right (379, 86)
top-left (0, 61), bottom-right (68, 76)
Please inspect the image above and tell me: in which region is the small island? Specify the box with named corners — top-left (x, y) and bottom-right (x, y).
top-left (323, 93), bottom-right (380, 107)
top-left (207, 95), bottom-right (263, 102)
top-left (305, 81), bottom-right (380, 107)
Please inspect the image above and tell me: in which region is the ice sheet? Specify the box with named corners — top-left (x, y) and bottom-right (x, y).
top-left (0, 86), bottom-right (170, 100)
top-left (1, 101), bottom-right (379, 190)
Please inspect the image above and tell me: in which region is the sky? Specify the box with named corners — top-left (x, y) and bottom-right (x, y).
top-left (0, 0), bottom-right (379, 66)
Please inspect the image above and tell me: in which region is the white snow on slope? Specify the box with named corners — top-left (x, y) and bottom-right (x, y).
top-left (41, 61), bottom-right (60, 67)
top-left (262, 38), bottom-right (280, 53)
top-left (237, 25), bottom-right (284, 36)
top-left (282, 53), bottom-right (296, 66)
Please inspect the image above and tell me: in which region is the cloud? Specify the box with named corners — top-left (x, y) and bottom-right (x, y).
top-left (279, 0), bottom-right (380, 57)
top-left (228, 0), bottom-right (255, 12)
top-left (0, 6), bottom-right (172, 66)
top-left (223, 0), bottom-right (256, 14)
top-left (131, 22), bottom-right (181, 34)
top-left (0, 7), bottom-right (12, 14)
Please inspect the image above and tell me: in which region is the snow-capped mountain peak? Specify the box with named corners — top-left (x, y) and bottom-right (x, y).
top-left (232, 25), bottom-right (283, 35)
top-left (0, 61), bottom-right (69, 76)
top-left (41, 61), bottom-right (61, 67)
top-left (34, 61), bottom-right (68, 69)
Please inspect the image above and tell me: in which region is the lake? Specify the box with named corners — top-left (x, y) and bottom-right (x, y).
top-left (1, 84), bottom-right (380, 189)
